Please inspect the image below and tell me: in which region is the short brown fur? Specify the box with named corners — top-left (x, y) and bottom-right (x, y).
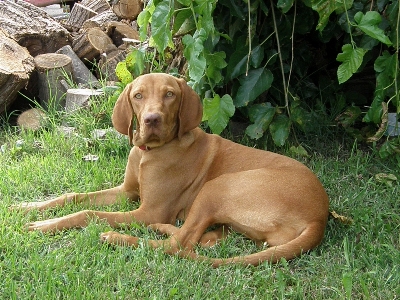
top-left (15, 73), bottom-right (329, 266)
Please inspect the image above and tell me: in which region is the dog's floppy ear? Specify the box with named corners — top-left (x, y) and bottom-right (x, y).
top-left (112, 84), bottom-right (135, 144)
top-left (176, 78), bottom-right (203, 139)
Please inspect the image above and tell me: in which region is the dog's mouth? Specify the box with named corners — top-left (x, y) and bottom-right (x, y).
top-left (134, 129), bottom-right (163, 149)
top-left (133, 115), bottom-right (178, 149)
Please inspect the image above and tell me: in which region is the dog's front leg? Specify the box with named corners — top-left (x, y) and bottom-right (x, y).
top-left (13, 186), bottom-right (138, 212)
top-left (27, 210), bottom-right (141, 233)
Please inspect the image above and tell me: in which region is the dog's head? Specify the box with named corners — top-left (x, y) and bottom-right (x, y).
top-left (112, 73), bottom-right (203, 148)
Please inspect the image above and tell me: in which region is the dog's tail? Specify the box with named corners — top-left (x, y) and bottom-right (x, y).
top-left (181, 222), bottom-right (326, 267)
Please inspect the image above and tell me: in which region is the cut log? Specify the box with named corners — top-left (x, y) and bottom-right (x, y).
top-left (17, 108), bottom-right (47, 131)
top-left (0, 0), bottom-right (70, 56)
top-left (65, 3), bottom-right (97, 32)
top-left (65, 88), bottom-right (103, 112)
top-left (112, 0), bottom-right (143, 20)
top-left (98, 49), bottom-right (128, 81)
top-left (0, 34), bottom-right (35, 113)
top-left (72, 27), bottom-right (114, 61)
top-left (83, 10), bottom-right (119, 30)
top-left (34, 53), bottom-right (73, 110)
top-left (56, 45), bottom-right (100, 88)
top-left (81, 0), bottom-right (111, 14)
top-left (105, 21), bottom-right (140, 47)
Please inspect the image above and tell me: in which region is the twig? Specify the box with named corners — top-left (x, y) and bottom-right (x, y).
top-left (246, 0), bottom-right (252, 76)
top-left (270, 0), bottom-right (290, 117)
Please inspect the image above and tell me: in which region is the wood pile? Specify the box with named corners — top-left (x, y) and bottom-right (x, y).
top-left (0, 0), bottom-right (143, 115)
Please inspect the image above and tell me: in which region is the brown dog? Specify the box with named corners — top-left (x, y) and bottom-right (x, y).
top-left (16, 73), bottom-right (329, 266)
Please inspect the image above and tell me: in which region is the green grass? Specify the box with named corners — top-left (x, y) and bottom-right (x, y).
top-left (0, 104), bottom-right (399, 299)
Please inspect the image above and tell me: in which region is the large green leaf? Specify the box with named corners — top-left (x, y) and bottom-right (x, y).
top-left (227, 47), bottom-right (248, 80)
top-left (203, 94), bottom-right (235, 134)
top-left (173, 9), bottom-right (195, 35)
top-left (234, 68), bottom-right (273, 107)
top-left (151, 1), bottom-right (174, 52)
top-left (269, 115), bottom-right (291, 146)
top-left (205, 51), bottom-right (227, 85)
top-left (245, 103), bottom-right (276, 139)
top-left (354, 11), bottom-right (392, 46)
top-left (336, 44), bottom-right (367, 84)
top-left (125, 48), bottom-right (145, 78)
top-left (182, 29), bottom-right (207, 82)
top-left (308, 0), bottom-right (353, 31)
top-left (277, 0), bottom-right (295, 13)
top-left (115, 62), bottom-right (133, 85)
top-left (137, 10), bottom-right (151, 41)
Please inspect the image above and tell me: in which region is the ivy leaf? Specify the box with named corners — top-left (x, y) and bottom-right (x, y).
top-left (227, 47), bottom-right (248, 80)
top-left (269, 115), bottom-right (291, 146)
top-left (203, 94), bottom-right (235, 135)
top-left (137, 11), bottom-right (150, 41)
top-left (182, 29), bottom-right (207, 82)
top-left (196, 1), bottom-right (215, 34)
top-left (245, 103), bottom-right (276, 139)
top-left (336, 44), bottom-right (367, 84)
top-left (115, 62), bottom-right (133, 85)
top-left (374, 51), bottom-right (397, 77)
top-left (277, 0), bottom-right (295, 13)
top-left (205, 51), bottom-right (227, 85)
top-left (354, 11), bottom-right (392, 46)
top-left (173, 9), bottom-right (195, 35)
top-left (250, 45), bottom-right (265, 68)
top-left (176, 0), bottom-right (192, 6)
top-left (234, 68), bottom-right (274, 107)
top-left (308, 0), bottom-right (353, 31)
top-left (125, 48), bottom-right (145, 78)
top-left (151, 0), bottom-right (173, 52)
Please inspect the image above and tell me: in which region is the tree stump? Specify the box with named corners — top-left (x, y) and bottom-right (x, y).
top-left (34, 53), bottom-right (73, 110)
top-left (0, 0), bottom-right (70, 56)
top-left (56, 45), bottom-right (100, 88)
top-left (98, 49), bottom-right (128, 81)
top-left (65, 3), bottom-right (97, 32)
top-left (81, 0), bottom-right (111, 14)
top-left (17, 108), bottom-right (48, 130)
top-left (65, 89), bottom-right (103, 112)
top-left (83, 10), bottom-right (119, 30)
top-left (72, 27), bottom-right (114, 61)
top-left (112, 0), bottom-right (143, 20)
top-left (105, 21), bottom-right (140, 47)
top-left (0, 34), bottom-right (35, 113)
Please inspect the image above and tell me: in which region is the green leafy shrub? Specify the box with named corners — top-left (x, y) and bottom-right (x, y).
top-left (113, 0), bottom-right (399, 158)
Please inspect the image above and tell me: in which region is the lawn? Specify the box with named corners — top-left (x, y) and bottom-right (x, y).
top-left (0, 105), bottom-right (399, 299)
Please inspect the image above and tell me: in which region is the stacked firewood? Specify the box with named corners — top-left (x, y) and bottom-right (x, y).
top-left (0, 0), bottom-right (142, 115)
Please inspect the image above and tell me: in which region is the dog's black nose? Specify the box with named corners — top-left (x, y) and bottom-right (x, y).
top-left (144, 113), bottom-right (161, 127)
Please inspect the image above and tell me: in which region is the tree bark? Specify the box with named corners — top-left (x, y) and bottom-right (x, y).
top-left (98, 49), bottom-right (128, 82)
top-left (72, 27), bottom-right (113, 61)
top-left (34, 53), bottom-right (73, 110)
top-left (65, 88), bottom-right (103, 112)
top-left (56, 45), bottom-right (100, 88)
top-left (81, 0), bottom-right (111, 14)
top-left (105, 21), bottom-right (140, 47)
top-left (0, 0), bottom-right (70, 56)
top-left (0, 34), bottom-right (35, 113)
top-left (83, 10), bottom-right (119, 30)
top-left (112, 0), bottom-right (143, 20)
top-left (65, 3), bottom-right (97, 32)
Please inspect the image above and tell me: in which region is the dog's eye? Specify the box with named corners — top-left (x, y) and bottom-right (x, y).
top-left (134, 93), bottom-right (142, 99)
top-left (166, 91), bottom-right (174, 98)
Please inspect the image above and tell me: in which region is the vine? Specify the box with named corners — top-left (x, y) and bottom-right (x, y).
top-left (113, 0), bottom-right (399, 162)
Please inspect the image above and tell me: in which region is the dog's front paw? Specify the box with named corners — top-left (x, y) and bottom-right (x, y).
top-left (26, 218), bottom-right (63, 233)
top-left (10, 201), bottom-right (48, 213)
top-left (100, 231), bottom-right (139, 247)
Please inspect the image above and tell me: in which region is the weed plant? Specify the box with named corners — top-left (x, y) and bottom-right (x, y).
top-left (0, 95), bottom-right (399, 299)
